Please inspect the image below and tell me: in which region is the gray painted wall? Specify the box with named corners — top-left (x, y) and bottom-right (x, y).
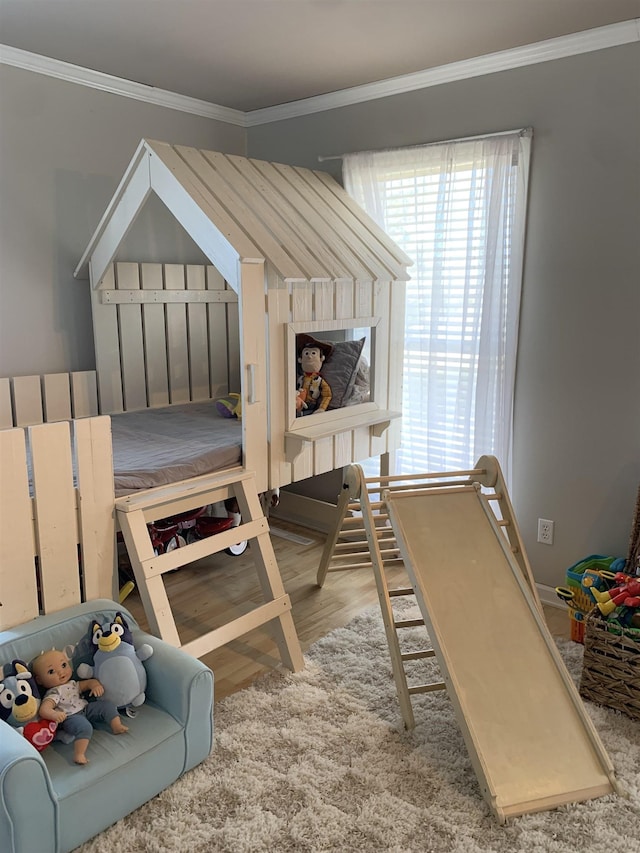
top-left (248, 44), bottom-right (640, 590)
top-left (0, 45), bottom-right (637, 591)
top-left (0, 64), bottom-right (245, 376)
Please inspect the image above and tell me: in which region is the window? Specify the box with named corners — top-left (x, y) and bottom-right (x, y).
top-left (343, 131), bottom-right (531, 484)
top-left (285, 318), bottom-right (378, 430)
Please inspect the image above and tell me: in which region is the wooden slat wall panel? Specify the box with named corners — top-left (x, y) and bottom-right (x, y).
top-left (240, 158), bottom-right (345, 281)
top-left (249, 161), bottom-right (349, 281)
top-left (292, 281), bottom-right (312, 322)
top-left (207, 265), bottom-right (230, 398)
top-left (314, 169), bottom-right (413, 272)
top-left (147, 141), bottom-right (255, 284)
top-left (0, 378), bottom-right (13, 429)
top-left (335, 280), bottom-right (355, 320)
top-left (1, 372), bottom-right (99, 427)
top-left (291, 279), bottom-right (314, 482)
top-left (370, 281), bottom-right (391, 458)
top-left (186, 265), bottom-right (210, 401)
top-left (164, 264), bottom-right (190, 404)
top-left (387, 280), bottom-right (406, 452)
top-left (0, 428), bottom-right (39, 629)
top-left (279, 163), bottom-right (392, 281)
top-left (239, 261), bottom-right (269, 492)
top-left (334, 430), bottom-right (353, 469)
top-left (227, 292), bottom-right (241, 395)
top-left (240, 263), bottom-right (269, 492)
top-left (116, 262), bottom-right (147, 411)
top-left (267, 285), bottom-right (291, 488)
top-left (314, 437), bottom-right (334, 476)
top-left (314, 280), bottom-right (334, 321)
top-left (92, 262), bottom-right (240, 411)
top-left (140, 263), bottom-right (170, 407)
top-left (212, 152), bottom-right (328, 280)
top-left (92, 265), bottom-right (124, 414)
top-left (70, 372), bottom-right (99, 418)
top-left (179, 147), bottom-right (307, 281)
top-left (74, 416), bottom-right (117, 601)
top-left (266, 162), bottom-right (373, 281)
top-left (296, 167), bottom-right (409, 277)
top-left (42, 373), bottom-right (72, 422)
top-left (12, 375), bottom-right (44, 426)
top-left (30, 421), bottom-right (81, 613)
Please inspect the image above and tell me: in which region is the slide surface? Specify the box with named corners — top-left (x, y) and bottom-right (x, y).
top-left (385, 485), bottom-right (618, 823)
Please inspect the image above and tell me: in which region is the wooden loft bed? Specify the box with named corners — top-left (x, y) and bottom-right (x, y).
top-left (1, 142), bottom-right (410, 665)
top-left (74, 140), bottom-right (412, 493)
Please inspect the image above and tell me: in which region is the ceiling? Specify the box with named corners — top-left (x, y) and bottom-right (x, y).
top-left (1, 1), bottom-right (638, 112)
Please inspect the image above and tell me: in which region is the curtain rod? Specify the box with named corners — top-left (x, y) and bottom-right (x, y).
top-left (317, 127), bottom-right (532, 162)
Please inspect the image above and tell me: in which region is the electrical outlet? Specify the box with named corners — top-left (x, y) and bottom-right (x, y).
top-left (537, 518), bottom-right (554, 545)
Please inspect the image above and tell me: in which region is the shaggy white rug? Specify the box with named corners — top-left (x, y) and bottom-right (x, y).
top-left (78, 601), bottom-right (640, 852)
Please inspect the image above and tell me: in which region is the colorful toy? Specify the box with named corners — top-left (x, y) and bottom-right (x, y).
top-left (296, 334), bottom-right (333, 414)
top-left (0, 659), bottom-right (58, 751)
top-left (589, 572), bottom-right (640, 617)
top-left (77, 613), bottom-right (153, 712)
top-left (215, 392), bottom-right (242, 419)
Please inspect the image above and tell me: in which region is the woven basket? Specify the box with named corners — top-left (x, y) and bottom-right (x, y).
top-left (579, 608), bottom-right (640, 721)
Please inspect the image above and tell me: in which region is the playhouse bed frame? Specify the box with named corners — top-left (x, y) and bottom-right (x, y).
top-left (1, 142), bottom-right (410, 662)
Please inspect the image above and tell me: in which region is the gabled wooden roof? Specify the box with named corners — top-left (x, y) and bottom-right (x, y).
top-left (75, 139), bottom-right (412, 289)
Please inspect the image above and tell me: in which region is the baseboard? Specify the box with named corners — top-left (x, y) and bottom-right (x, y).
top-left (270, 492), bottom-right (337, 534)
top-left (536, 583), bottom-right (564, 609)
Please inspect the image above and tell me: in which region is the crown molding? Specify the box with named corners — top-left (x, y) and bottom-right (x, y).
top-left (0, 44), bottom-right (246, 126)
top-left (245, 19), bottom-right (640, 125)
top-left (1, 19), bottom-right (638, 129)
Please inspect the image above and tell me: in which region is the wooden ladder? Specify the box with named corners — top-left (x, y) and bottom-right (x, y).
top-left (116, 467), bottom-right (304, 671)
top-left (316, 456), bottom-right (540, 729)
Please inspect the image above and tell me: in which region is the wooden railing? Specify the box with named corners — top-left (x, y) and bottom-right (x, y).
top-left (0, 415), bottom-right (116, 630)
top-left (0, 371), bottom-right (99, 429)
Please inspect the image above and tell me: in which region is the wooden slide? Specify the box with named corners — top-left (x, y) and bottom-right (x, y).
top-left (385, 483), bottom-right (621, 824)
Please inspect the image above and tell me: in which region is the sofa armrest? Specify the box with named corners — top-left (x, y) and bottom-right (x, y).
top-left (133, 631), bottom-right (214, 771)
top-left (0, 722), bottom-right (57, 853)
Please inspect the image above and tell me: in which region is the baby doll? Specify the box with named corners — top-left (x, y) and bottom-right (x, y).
top-left (31, 648), bottom-right (128, 765)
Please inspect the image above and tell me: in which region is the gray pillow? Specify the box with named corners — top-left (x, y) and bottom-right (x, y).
top-left (320, 338), bottom-right (366, 409)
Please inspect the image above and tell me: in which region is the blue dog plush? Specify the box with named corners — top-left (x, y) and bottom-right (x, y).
top-left (77, 613), bottom-right (153, 712)
top-left (0, 659), bottom-right (58, 751)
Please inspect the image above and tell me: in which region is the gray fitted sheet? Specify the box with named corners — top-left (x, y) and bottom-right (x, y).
top-left (110, 401), bottom-right (242, 496)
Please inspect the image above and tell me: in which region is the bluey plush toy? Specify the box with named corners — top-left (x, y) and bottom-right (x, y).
top-left (0, 659), bottom-right (58, 751)
top-left (77, 614), bottom-right (153, 712)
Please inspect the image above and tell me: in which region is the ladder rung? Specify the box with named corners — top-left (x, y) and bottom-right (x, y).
top-left (388, 587), bottom-right (415, 597)
top-left (401, 649), bottom-right (436, 661)
top-left (327, 562), bottom-right (373, 572)
top-left (408, 682), bottom-right (447, 695)
top-left (394, 618), bottom-right (425, 629)
top-left (333, 542), bottom-right (370, 553)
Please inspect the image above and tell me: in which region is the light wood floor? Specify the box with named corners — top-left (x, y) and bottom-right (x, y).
top-left (122, 519), bottom-right (571, 703)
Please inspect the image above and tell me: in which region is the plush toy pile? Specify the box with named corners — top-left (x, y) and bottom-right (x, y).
top-left (1, 612), bottom-right (153, 755)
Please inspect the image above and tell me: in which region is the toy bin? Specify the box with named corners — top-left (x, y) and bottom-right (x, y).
top-left (562, 554), bottom-right (626, 642)
top-left (579, 608), bottom-right (640, 721)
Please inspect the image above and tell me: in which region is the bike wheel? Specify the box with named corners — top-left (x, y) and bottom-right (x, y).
top-left (225, 540), bottom-right (248, 556)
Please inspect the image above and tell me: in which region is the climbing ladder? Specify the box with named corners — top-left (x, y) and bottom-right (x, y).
top-left (318, 457), bottom-right (619, 822)
top-left (116, 467), bottom-right (304, 671)
top-left (317, 456), bottom-right (541, 730)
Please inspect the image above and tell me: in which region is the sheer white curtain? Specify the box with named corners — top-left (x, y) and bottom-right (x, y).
top-left (343, 131), bottom-right (531, 485)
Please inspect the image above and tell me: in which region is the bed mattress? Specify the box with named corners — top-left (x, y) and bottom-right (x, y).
top-left (110, 401), bottom-right (242, 495)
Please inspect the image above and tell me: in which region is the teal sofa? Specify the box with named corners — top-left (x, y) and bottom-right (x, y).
top-left (0, 599), bottom-right (214, 853)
